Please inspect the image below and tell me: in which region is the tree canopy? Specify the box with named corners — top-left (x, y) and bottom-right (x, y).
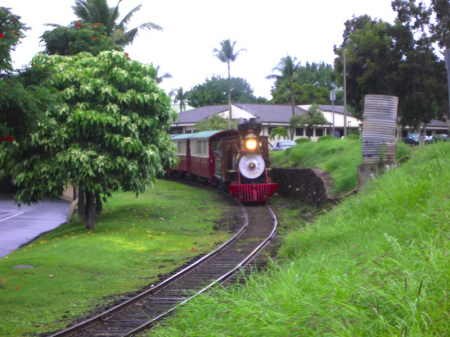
top-left (334, 4), bottom-right (447, 129)
top-left (195, 114), bottom-right (237, 132)
top-left (41, 21), bottom-right (122, 56)
top-left (5, 51), bottom-right (178, 229)
top-left (269, 60), bottom-right (340, 106)
top-left (188, 76), bottom-right (261, 107)
top-left (51, 0), bottom-right (162, 46)
top-left (290, 104), bottom-right (328, 139)
top-left (169, 87), bottom-right (189, 112)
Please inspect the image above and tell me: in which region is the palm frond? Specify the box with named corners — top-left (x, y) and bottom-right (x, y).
top-left (116, 4), bottom-right (142, 30)
top-left (116, 27), bottom-right (138, 46)
top-left (265, 74), bottom-right (280, 80)
top-left (72, 0), bottom-right (92, 21)
top-left (44, 23), bottom-right (65, 28)
top-left (110, 0), bottom-right (122, 25)
top-left (137, 22), bottom-right (163, 31)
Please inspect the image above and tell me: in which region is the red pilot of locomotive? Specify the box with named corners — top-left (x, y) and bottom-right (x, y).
top-left (170, 118), bottom-right (278, 203)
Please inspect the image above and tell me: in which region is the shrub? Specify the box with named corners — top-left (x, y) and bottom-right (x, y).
top-left (347, 134), bottom-right (361, 140)
top-left (317, 135), bottom-right (334, 142)
top-left (295, 138), bottom-right (311, 144)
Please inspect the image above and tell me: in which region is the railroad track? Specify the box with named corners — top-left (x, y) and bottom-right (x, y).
top-left (49, 197), bottom-right (278, 337)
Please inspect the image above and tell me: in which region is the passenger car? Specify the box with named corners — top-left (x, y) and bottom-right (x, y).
top-left (271, 140), bottom-right (296, 151)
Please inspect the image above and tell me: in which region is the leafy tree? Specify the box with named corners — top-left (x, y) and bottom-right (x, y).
top-left (188, 76), bottom-right (259, 107)
top-left (290, 104), bottom-right (327, 139)
top-left (430, 0), bottom-right (450, 49)
top-left (266, 55), bottom-right (300, 116)
top-left (0, 7), bottom-right (29, 72)
top-left (272, 82), bottom-right (330, 105)
top-left (169, 87), bottom-right (189, 112)
top-left (269, 127), bottom-right (289, 141)
top-left (41, 22), bottom-right (122, 56)
top-left (195, 114), bottom-right (237, 132)
top-left (0, 8), bottom-right (53, 140)
top-left (334, 8), bottom-right (446, 135)
top-left (6, 51), bottom-right (178, 229)
top-left (48, 0), bottom-right (161, 46)
top-left (213, 39), bottom-right (246, 127)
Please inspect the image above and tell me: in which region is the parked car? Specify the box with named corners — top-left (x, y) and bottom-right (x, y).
top-left (432, 134), bottom-right (449, 143)
top-left (271, 140), bottom-right (296, 151)
top-left (403, 134), bottom-right (420, 145)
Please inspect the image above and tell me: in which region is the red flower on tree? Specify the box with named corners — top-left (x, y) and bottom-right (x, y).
top-left (93, 37), bottom-right (97, 40)
top-left (0, 33), bottom-right (4, 38)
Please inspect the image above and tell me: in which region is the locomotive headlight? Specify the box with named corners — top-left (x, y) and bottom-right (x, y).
top-left (245, 138), bottom-right (258, 151)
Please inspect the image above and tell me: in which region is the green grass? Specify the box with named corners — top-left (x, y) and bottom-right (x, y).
top-left (0, 180), bottom-right (234, 337)
top-left (150, 142), bottom-right (450, 336)
top-left (271, 139), bottom-right (413, 194)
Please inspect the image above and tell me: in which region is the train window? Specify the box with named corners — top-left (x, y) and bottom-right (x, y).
top-left (190, 140), bottom-right (197, 155)
top-left (179, 142), bottom-right (187, 154)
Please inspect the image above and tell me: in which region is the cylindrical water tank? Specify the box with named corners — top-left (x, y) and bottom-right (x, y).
top-left (362, 95), bottom-right (399, 164)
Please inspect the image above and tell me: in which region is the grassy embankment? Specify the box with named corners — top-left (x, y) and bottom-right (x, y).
top-left (150, 142), bottom-right (449, 336)
top-left (0, 180), bottom-right (234, 337)
top-left (271, 138), bottom-right (412, 194)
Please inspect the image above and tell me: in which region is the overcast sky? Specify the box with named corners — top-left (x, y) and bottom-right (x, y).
top-left (4, 0), bottom-right (401, 99)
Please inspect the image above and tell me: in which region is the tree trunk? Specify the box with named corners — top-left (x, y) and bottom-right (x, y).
top-left (95, 193), bottom-right (103, 215)
top-left (78, 184), bottom-right (86, 222)
top-left (85, 191), bottom-right (96, 229)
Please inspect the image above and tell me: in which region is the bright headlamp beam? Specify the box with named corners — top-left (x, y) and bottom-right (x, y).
top-left (245, 139), bottom-right (257, 151)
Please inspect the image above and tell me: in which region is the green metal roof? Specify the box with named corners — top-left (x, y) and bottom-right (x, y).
top-left (172, 130), bottom-right (236, 140)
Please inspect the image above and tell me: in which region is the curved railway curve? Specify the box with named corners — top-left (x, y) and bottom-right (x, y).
top-left (49, 199), bottom-right (278, 337)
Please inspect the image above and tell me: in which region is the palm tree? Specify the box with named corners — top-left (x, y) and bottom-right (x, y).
top-left (169, 87), bottom-right (189, 112)
top-left (266, 55), bottom-right (300, 116)
top-left (213, 40), bottom-right (246, 128)
top-left (153, 65), bottom-right (172, 84)
top-left (48, 0), bottom-right (162, 46)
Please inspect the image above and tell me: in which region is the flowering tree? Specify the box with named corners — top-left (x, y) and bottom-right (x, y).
top-left (8, 51), bottom-right (178, 229)
top-left (40, 21), bottom-right (122, 56)
top-left (0, 7), bottom-right (28, 72)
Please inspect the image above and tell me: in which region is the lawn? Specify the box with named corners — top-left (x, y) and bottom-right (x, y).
top-left (0, 180), bottom-right (235, 337)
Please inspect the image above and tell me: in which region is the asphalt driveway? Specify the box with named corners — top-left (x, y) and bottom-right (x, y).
top-left (0, 199), bottom-right (71, 258)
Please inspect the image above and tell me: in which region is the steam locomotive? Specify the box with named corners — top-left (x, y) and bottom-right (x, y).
top-left (170, 118), bottom-right (278, 202)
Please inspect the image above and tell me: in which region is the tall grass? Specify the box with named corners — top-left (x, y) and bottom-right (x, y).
top-left (151, 143), bottom-right (450, 336)
top-left (271, 139), bottom-right (413, 194)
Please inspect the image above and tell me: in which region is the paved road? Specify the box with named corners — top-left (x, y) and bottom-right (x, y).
top-left (0, 199), bottom-right (71, 258)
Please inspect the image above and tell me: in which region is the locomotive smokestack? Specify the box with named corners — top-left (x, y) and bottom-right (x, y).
top-left (238, 118), bottom-right (262, 139)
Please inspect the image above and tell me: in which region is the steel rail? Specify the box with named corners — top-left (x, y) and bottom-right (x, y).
top-left (122, 204), bottom-right (278, 336)
top-left (50, 200), bottom-right (248, 337)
